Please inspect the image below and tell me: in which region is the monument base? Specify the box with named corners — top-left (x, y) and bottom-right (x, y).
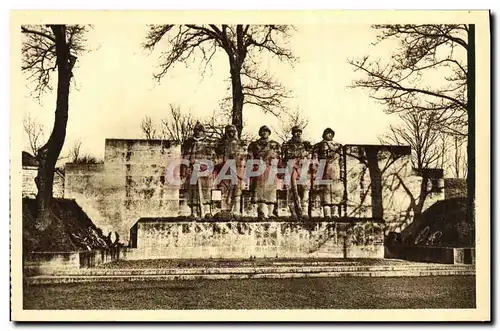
top-left (129, 217), bottom-right (384, 260)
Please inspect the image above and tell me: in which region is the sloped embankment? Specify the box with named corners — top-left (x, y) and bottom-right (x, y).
top-left (23, 198), bottom-right (110, 253)
top-left (401, 197), bottom-right (474, 247)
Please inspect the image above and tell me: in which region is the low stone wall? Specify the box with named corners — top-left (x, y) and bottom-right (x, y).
top-left (64, 139), bottom-right (182, 242)
top-left (78, 248), bottom-right (122, 268)
top-left (24, 248), bottom-right (123, 276)
top-left (129, 218), bottom-right (384, 260)
top-left (24, 252), bottom-right (80, 276)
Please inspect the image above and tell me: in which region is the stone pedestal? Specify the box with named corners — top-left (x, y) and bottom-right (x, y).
top-left (129, 217), bottom-right (384, 260)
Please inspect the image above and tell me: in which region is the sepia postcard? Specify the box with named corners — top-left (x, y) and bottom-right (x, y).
top-left (10, 9), bottom-right (491, 322)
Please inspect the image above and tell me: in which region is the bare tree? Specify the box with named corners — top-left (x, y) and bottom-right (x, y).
top-left (143, 24), bottom-right (297, 138)
top-left (348, 25), bottom-right (468, 138)
top-left (348, 24), bottom-right (475, 225)
top-left (380, 110), bottom-right (443, 222)
top-left (160, 105), bottom-right (197, 143)
top-left (23, 113), bottom-right (46, 157)
top-left (381, 111), bottom-right (442, 172)
top-left (272, 108), bottom-right (310, 143)
top-left (140, 115), bottom-right (158, 140)
top-left (22, 24), bottom-right (90, 230)
top-left (140, 105), bottom-right (245, 144)
top-left (451, 135), bottom-right (467, 178)
top-left (438, 131), bottom-right (449, 171)
top-left (66, 139), bottom-right (101, 164)
top-left (68, 139), bottom-right (82, 162)
top-left (140, 106), bottom-right (198, 143)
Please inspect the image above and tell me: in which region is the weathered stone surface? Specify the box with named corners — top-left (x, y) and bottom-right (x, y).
top-left (129, 219), bottom-right (384, 259)
top-left (24, 248), bottom-right (124, 276)
top-left (65, 139), bottom-right (182, 240)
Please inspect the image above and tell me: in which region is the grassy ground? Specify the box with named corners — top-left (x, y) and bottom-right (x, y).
top-left (23, 275), bottom-right (475, 310)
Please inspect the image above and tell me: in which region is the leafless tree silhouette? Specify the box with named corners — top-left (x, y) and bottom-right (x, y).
top-left (140, 115), bottom-right (158, 140)
top-left (380, 111), bottom-right (443, 221)
top-left (23, 113), bottom-right (46, 157)
top-left (140, 104), bottom-right (255, 144)
top-left (22, 24), bottom-right (90, 230)
top-left (143, 24), bottom-right (297, 138)
top-left (348, 24), bottom-right (475, 223)
top-left (68, 139), bottom-right (82, 162)
top-left (161, 105), bottom-right (197, 143)
top-left (451, 135), bottom-right (468, 179)
top-left (348, 25), bottom-right (468, 138)
top-left (140, 105), bottom-right (195, 143)
top-left (381, 111), bottom-right (442, 171)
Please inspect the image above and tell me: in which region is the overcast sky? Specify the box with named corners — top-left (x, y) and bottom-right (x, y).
top-left (22, 23), bottom-right (402, 159)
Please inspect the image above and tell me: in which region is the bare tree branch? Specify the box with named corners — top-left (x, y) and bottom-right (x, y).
top-left (140, 115), bottom-right (158, 140)
top-left (21, 24), bottom-right (91, 101)
top-left (23, 113), bottom-right (46, 157)
top-left (68, 139), bottom-right (82, 162)
top-left (348, 24), bottom-right (468, 139)
top-left (380, 110), bottom-right (442, 172)
top-left (143, 24), bottom-right (297, 136)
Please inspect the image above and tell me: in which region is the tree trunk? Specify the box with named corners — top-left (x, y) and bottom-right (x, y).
top-left (230, 63), bottom-right (244, 139)
top-left (454, 136), bottom-right (460, 178)
top-left (466, 24), bottom-right (475, 224)
top-left (34, 25), bottom-right (72, 231)
top-left (414, 173), bottom-right (429, 217)
top-left (365, 147), bottom-right (383, 219)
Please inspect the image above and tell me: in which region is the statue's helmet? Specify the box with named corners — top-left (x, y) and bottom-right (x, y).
top-left (193, 121), bottom-right (205, 132)
top-left (322, 127), bottom-right (335, 139)
top-left (258, 125), bottom-right (271, 136)
top-left (291, 125), bottom-right (302, 134)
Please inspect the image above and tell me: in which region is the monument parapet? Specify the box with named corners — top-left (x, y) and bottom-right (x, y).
top-left (128, 217), bottom-right (385, 259)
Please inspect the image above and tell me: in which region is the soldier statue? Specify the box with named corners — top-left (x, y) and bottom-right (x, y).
top-left (281, 126), bottom-right (313, 218)
top-left (312, 127), bottom-right (344, 218)
top-left (214, 124), bottom-right (247, 216)
top-left (247, 125), bottom-right (281, 219)
top-left (180, 122), bottom-right (216, 218)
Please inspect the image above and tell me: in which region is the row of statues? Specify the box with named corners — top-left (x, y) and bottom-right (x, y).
top-left (180, 122), bottom-right (344, 220)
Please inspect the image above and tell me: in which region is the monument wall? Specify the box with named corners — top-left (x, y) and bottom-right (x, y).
top-left (65, 139), bottom-right (182, 240)
top-left (129, 219), bottom-right (384, 259)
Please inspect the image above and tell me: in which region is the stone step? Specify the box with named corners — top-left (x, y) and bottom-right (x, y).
top-left (26, 264), bottom-right (475, 284)
top-left (41, 264), bottom-right (474, 277)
